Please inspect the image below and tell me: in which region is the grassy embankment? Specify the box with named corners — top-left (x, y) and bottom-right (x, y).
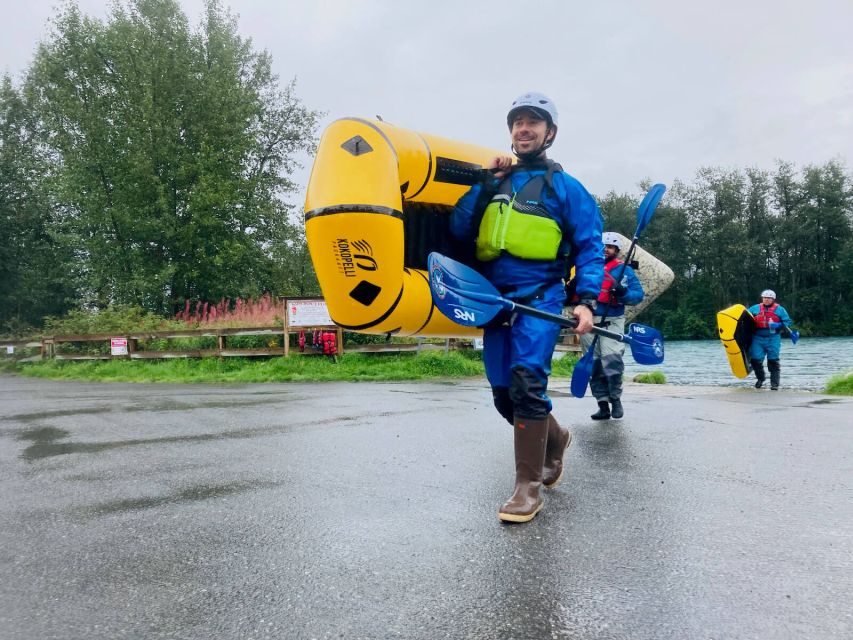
top-left (0, 351), bottom-right (584, 384)
top-left (4, 357), bottom-right (850, 394)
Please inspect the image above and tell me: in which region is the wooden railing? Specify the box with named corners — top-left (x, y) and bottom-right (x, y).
top-left (4, 326), bottom-right (579, 362)
top-left (36, 326), bottom-right (328, 360)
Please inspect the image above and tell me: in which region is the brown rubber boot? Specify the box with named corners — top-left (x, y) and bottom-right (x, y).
top-left (543, 414), bottom-right (571, 488)
top-left (499, 417), bottom-right (549, 523)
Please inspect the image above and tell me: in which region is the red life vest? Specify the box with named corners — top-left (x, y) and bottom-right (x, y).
top-left (597, 259), bottom-right (624, 304)
top-left (754, 303), bottom-right (781, 329)
top-left (322, 330), bottom-right (337, 356)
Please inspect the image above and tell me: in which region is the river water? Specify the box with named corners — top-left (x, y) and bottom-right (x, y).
top-left (622, 336), bottom-right (853, 392)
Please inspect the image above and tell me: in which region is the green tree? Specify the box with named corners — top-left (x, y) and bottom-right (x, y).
top-left (0, 75), bottom-right (76, 333)
top-left (27, 0), bottom-right (319, 314)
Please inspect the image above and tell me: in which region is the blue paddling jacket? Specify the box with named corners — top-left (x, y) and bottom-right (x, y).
top-left (449, 166), bottom-right (604, 303)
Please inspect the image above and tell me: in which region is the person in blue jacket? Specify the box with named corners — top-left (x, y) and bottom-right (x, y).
top-left (579, 232), bottom-right (645, 420)
top-left (749, 289), bottom-right (797, 390)
top-left (450, 91), bottom-right (604, 524)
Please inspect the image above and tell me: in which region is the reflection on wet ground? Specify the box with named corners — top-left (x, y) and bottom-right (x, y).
top-left (14, 415), bottom-right (360, 461)
top-left (82, 481), bottom-right (279, 516)
top-left (2, 376), bottom-right (851, 640)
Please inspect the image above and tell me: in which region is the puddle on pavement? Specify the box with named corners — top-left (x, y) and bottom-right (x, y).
top-left (4, 408), bottom-right (112, 423)
top-left (801, 398), bottom-right (844, 406)
top-left (16, 426), bottom-right (71, 442)
top-left (84, 480), bottom-right (278, 516)
top-left (15, 414), bottom-right (362, 461)
top-left (2, 397), bottom-right (294, 424)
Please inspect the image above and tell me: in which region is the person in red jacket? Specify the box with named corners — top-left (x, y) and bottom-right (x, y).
top-left (748, 290), bottom-right (797, 390)
top-left (580, 233), bottom-right (644, 420)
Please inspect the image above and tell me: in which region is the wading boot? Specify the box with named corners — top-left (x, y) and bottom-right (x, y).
top-left (610, 398), bottom-right (624, 419)
top-left (498, 417), bottom-right (548, 523)
top-left (590, 401), bottom-right (611, 420)
top-left (751, 359), bottom-right (765, 389)
top-left (768, 359), bottom-right (781, 390)
top-left (543, 414), bottom-right (572, 489)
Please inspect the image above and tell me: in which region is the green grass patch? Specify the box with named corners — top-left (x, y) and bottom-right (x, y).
top-left (6, 351), bottom-right (485, 384)
top-left (825, 370), bottom-right (853, 395)
top-left (633, 370), bottom-right (666, 384)
top-left (551, 353), bottom-right (580, 378)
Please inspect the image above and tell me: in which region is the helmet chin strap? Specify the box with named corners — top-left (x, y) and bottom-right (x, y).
top-left (511, 129), bottom-right (555, 164)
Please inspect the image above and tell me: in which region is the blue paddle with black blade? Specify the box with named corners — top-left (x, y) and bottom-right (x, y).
top-left (569, 183), bottom-right (667, 397)
top-left (428, 253), bottom-right (665, 366)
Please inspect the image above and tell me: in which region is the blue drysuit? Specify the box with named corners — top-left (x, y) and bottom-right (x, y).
top-left (450, 166), bottom-right (604, 421)
top-left (748, 303), bottom-right (794, 361)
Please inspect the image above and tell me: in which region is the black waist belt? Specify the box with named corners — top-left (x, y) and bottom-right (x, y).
top-left (499, 284), bottom-right (550, 305)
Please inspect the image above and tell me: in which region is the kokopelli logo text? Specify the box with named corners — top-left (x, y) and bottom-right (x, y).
top-left (333, 239), bottom-right (378, 277)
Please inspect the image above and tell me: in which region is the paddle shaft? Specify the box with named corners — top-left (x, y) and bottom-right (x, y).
top-left (567, 183), bottom-right (665, 396)
top-left (508, 300), bottom-right (630, 343)
top-left (590, 184), bottom-right (665, 328)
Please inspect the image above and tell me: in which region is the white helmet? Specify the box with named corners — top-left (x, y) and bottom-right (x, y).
top-left (507, 92), bottom-right (558, 130)
top-left (761, 289), bottom-right (776, 299)
top-left (602, 232), bottom-right (623, 251)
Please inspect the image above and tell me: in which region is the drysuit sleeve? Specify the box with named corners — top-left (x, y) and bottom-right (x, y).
top-left (618, 265), bottom-right (644, 306)
top-left (776, 305), bottom-right (794, 328)
top-left (450, 173), bottom-right (500, 242)
top-left (449, 184), bottom-right (482, 242)
top-left (561, 176), bottom-right (604, 300)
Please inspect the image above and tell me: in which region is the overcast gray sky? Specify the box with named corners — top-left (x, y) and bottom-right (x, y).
top-left (3, 0), bottom-right (852, 200)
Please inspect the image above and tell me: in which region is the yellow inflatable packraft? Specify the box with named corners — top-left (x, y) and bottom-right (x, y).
top-left (716, 303), bottom-right (755, 378)
top-left (304, 117), bottom-right (501, 337)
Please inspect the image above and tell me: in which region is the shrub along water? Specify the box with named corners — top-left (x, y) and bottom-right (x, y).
top-left (633, 371), bottom-right (666, 384)
top-left (825, 371), bottom-right (853, 395)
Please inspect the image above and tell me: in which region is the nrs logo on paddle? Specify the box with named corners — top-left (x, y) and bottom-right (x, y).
top-left (332, 239), bottom-right (377, 277)
top-left (453, 308), bottom-right (477, 323)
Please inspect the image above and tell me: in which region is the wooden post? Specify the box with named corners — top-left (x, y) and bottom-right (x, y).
top-left (283, 315), bottom-right (290, 357)
top-left (337, 327), bottom-right (344, 356)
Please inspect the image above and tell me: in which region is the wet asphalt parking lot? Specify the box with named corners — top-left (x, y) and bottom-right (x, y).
top-left (1, 374), bottom-right (851, 640)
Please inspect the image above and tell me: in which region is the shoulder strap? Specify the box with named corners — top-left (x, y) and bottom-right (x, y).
top-left (514, 174), bottom-right (548, 204)
top-left (544, 160), bottom-right (562, 192)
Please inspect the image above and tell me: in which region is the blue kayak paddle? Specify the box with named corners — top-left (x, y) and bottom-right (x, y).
top-left (427, 252), bottom-right (665, 366)
top-left (570, 183), bottom-right (667, 397)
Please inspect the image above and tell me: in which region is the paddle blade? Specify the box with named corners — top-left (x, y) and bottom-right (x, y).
top-left (790, 329), bottom-right (800, 345)
top-left (570, 341), bottom-right (596, 398)
top-left (636, 183), bottom-right (667, 235)
top-left (626, 323), bottom-right (665, 365)
top-left (427, 253), bottom-right (505, 327)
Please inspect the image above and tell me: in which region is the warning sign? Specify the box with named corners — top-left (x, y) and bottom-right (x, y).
top-left (287, 299), bottom-right (333, 328)
top-left (110, 338), bottom-right (128, 356)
